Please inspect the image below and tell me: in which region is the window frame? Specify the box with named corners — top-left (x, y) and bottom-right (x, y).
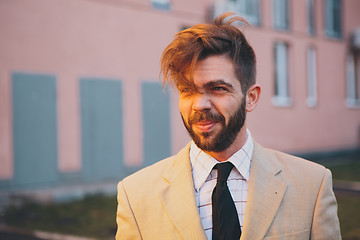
top-left (306, 46), bottom-right (318, 107)
top-left (346, 52), bottom-right (360, 108)
top-left (272, 41), bottom-right (292, 107)
top-left (324, 0), bottom-right (342, 39)
top-left (306, 0), bottom-right (315, 35)
top-left (150, 0), bottom-right (171, 10)
top-left (273, 0), bottom-right (290, 31)
top-left (230, 0), bottom-right (261, 26)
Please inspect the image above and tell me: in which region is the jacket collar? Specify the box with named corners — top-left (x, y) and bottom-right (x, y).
top-left (241, 142), bottom-right (287, 240)
top-left (158, 142), bottom-right (287, 240)
top-left (159, 143), bottom-right (207, 240)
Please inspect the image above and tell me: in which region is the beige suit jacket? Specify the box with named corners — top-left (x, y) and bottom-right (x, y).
top-left (116, 142), bottom-right (341, 240)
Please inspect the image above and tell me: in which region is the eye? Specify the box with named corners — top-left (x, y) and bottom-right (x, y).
top-left (179, 87), bottom-right (194, 96)
top-left (180, 88), bottom-right (191, 93)
top-left (212, 86), bottom-right (227, 92)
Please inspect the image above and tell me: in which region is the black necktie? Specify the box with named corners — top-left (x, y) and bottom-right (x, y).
top-left (212, 162), bottom-right (241, 240)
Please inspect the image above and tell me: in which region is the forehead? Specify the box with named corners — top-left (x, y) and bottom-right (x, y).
top-left (183, 54), bottom-right (241, 89)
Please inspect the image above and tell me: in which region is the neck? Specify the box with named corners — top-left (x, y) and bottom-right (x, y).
top-left (205, 126), bottom-right (248, 162)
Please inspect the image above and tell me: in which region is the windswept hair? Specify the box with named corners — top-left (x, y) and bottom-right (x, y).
top-left (160, 12), bottom-right (256, 94)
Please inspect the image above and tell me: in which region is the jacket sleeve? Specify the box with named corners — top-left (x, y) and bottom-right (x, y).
top-left (311, 169), bottom-right (341, 240)
top-left (115, 181), bottom-right (142, 240)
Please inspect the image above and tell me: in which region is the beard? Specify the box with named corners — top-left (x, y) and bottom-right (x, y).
top-left (181, 97), bottom-right (246, 152)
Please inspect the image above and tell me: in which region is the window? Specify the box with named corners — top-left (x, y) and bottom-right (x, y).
top-left (307, 47), bottom-right (317, 107)
top-left (142, 82), bottom-right (171, 166)
top-left (11, 72), bottom-right (58, 186)
top-left (273, 0), bottom-right (289, 30)
top-left (346, 53), bottom-right (360, 108)
top-left (80, 78), bottom-right (125, 181)
top-left (324, 0), bottom-right (342, 39)
top-left (229, 0), bottom-right (261, 25)
top-left (213, 0), bottom-right (261, 26)
top-left (150, 0), bottom-right (170, 10)
top-left (306, 0), bottom-right (315, 35)
top-left (273, 42), bottom-right (292, 106)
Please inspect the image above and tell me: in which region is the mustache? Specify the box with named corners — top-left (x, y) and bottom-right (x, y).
top-left (188, 111), bottom-right (225, 125)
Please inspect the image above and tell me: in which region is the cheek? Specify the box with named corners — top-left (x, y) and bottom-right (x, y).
top-left (178, 100), bottom-right (191, 119)
top-left (215, 102), bottom-right (236, 122)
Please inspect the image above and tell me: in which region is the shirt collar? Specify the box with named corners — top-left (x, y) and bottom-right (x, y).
top-left (190, 129), bottom-right (254, 192)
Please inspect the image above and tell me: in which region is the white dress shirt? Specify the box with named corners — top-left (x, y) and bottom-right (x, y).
top-left (190, 130), bottom-right (254, 240)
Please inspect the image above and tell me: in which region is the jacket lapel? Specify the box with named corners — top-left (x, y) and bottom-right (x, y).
top-left (241, 143), bottom-right (287, 240)
top-left (159, 144), bottom-right (207, 240)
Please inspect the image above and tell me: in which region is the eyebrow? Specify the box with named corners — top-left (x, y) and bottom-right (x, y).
top-left (204, 80), bottom-right (235, 90)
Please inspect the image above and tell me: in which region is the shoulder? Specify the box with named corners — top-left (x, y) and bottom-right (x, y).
top-left (117, 143), bottom-right (192, 213)
top-left (251, 145), bottom-right (340, 238)
top-left (122, 155), bottom-right (176, 185)
top-left (253, 143), bottom-right (329, 183)
top-left (253, 143), bottom-right (335, 209)
top-left (265, 147), bottom-right (325, 172)
top-left (117, 155), bottom-right (176, 204)
top-left (120, 143), bottom-right (191, 189)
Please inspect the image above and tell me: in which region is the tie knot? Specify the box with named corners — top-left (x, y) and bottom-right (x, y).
top-left (215, 162), bottom-right (234, 182)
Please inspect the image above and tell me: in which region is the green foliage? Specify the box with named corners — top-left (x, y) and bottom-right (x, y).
top-left (335, 190), bottom-right (360, 240)
top-left (4, 194), bottom-right (117, 239)
top-left (3, 151), bottom-right (360, 239)
top-left (329, 161), bottom-right (360, 182)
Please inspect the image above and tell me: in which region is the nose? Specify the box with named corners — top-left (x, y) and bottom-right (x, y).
top-left (193, 93), bottom-right (211, 112)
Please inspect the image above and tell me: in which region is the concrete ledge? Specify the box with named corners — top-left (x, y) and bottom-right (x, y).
top-left (0, 181), bottom-right (118, 215)
top-left (0, 225), bottom-right (96, 240)
top-left (333, 180), bottom-right (360, 192)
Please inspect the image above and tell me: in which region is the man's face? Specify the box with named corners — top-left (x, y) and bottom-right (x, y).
top-left (178, 54), bottom-right (246, 152)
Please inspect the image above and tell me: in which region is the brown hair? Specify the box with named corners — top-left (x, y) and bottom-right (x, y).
top-left (160, 12), bottom-right (256, 94)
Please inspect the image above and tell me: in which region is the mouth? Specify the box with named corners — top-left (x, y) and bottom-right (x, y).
top-left (192, 120), bottom-right (219, 133)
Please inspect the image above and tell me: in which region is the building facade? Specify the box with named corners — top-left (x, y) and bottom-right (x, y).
top-left (0, 0), bottom-right (359, 195)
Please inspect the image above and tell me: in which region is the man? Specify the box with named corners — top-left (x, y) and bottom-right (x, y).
top-left (116, 13), bottom-right (341, 240)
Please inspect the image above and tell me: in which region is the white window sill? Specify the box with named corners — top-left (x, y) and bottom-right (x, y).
top-left (272, 96), bottom-right (292, 107)
top-left (346, 99), bottom-right (360, 109)
top-left (306, 97), bottom-right (317, 108)
top-left (151, 0), bottom-right (170, 10)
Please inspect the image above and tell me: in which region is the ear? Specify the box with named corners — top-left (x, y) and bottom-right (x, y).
top-left (245, 83), bottom-right (261, 112)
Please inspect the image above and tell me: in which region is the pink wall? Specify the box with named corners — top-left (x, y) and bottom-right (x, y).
top-left (245, 0), bottom-right (360, 153)
top-left (0, 0), bottom-right (204, 179)
top-left (0, 0), bottom-right (359, 180)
